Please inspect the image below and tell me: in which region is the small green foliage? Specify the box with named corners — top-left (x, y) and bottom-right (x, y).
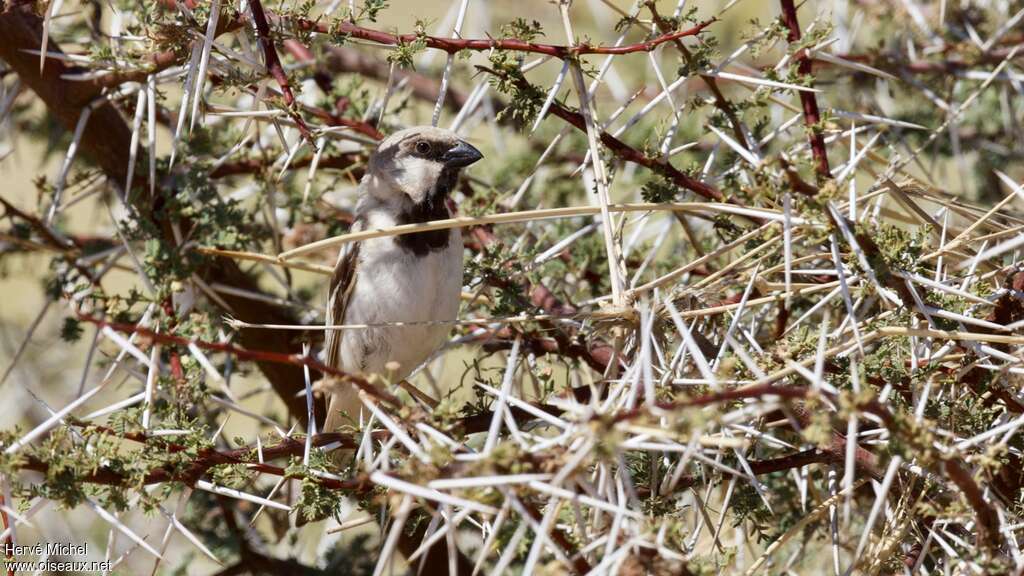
top-left (743, 18), bottom-right (789, 58)
top-left (387, 21), bottom-right (428, 68)
top-left (355, 0), bottom-right (389, 23)
top-left (641, 176), bottom-right (681, 203)
top-left (122, 164), bottom-right (255, 297)
top-left (500, 18), bottom-right (544, 42)
top-left (297, 474), bottom-right (343, 522)
top-left (785, 19), bottom-right (833, 54)
top-left (678, 5), bottom-right (702, 25)
top-left (730, 471), bottom-right (806, 544)
top-left (486, 53), bottom-right (547, 128)
top-left (209, 464), bottom-right (249, 489)
top-left (464, 242), bottom-right (541, 316)
top-left (712, 213), bottom-right (745, 242)
top-left (321, 533), bottom-right (377, 575)
top-left (677, 36), bottom-right (718, 77)
top-left (59, 317), bottom-right (83, 342)
top-left (614, 13), bottom-right (638, 33)
top-left (857, 220), bottom-right (927, 274)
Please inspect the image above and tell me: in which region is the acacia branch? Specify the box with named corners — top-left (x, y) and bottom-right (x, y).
top-left (74, 313), bottom-right (401, 407)
top-left (547, 94), bottom-right (725, 201)
top-left (817, 40), bottom-right (1024, 75)
top-left (646, 2), bottom-right (751, 150)
top-left (477, 65), bottom-right (726, 202)
top-left (19, 430), bottom-right (361, 489)
top-left (90, 11), bottom-right (711, 90)
top-left (0, 5), bottom-right (322, 425)
top-left (779, 0), bottom-right (831, 180)
top-left (944, 459), bottom-right (1003, 552)
top-left (477, 329), bottom-right (617, 374)
top-left (308, 17), bottom-right (715, 58)
top-left (322, 45), bottom-right (491, 116)
top-left (249, 0), bottom-right (315, 143)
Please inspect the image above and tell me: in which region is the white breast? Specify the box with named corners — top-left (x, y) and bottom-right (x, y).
top-left (339, 218), bottom-right (463, 380)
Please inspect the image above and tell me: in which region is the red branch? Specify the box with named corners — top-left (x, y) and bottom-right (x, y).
top-left (646, 2), bottom-right (750, 151)
top-left (480, 65), bottom-right (726, 202)
top-left (613, 383), bottom-right (882, 478)
top-left (612, 383), bottom-right (811, 423)
top-left (20, 429), bottom-right (366, 490)
top-left (248, 0), bottom-right (315, 144)
top-left (90, 13), bottom-right (712, 93)
top-left (303, 18), bottom-right (715, 58)
top-left (553, 102), bottom-right (726, 201)
top-left (779, 0), bottom-right (831, 180)
top-left (477, 329), bottom-right (617, 374)
top-left (299, 100), bottom-right (385, 140)
top-left (74, 313), bottom-right (401, 407)
top-left (944, 459), bottom-right (1003, 552)
top-left (210, 151), bottom-right (364, 178)
top-left (748, 448), bottom-right (832, 474)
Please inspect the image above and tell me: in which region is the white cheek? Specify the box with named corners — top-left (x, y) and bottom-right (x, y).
top-left (395, 159), bottom-right (437, 203)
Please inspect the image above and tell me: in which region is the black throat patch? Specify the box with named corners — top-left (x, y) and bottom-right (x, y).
top-left (395, 169), bottom-right (457, 256)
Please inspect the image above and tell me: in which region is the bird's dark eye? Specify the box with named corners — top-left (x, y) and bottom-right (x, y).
top-left (415, 141), bottom-right (431, 155)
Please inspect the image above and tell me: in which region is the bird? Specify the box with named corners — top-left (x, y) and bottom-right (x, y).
top-left (321, 126), bottom-right (483, 439)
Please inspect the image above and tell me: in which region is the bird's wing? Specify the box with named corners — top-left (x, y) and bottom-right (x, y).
top-left (324, 239), bottom-right (361, 370)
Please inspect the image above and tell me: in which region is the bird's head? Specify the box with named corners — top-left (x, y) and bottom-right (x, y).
top-left (366, 126), bottom-right (483, 207)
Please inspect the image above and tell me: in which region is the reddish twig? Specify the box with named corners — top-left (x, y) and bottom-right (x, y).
top-left (210, 151), bottom-right (364, 178)
top-left (779, 0), bottom-right (831, 181)
top-left (19, 430), bottom-right (365, 490)
top-left (549, 99), bottom-right (726, 201)
top-left (278, 40), bottom-right (386, 139)
top-left (282, 38), bottom-right (333, 94)
top-left (74, 313), bottom-right (401, 407)
top-left (747, 448), bottom-right (833, 474)
top-left (90, 14), bottom-right (712, 93)
top-left (323, 45), bottom-right (493, 119)
top-left (477, 64), bottom-right (726, 202)
top-left (301, 17), bottom-right (715, 59)
top-left (300, 101), bottom-right (385, 140)
top-left (477, 330), bottom-right (617, 374)
top-left (248, 0), bottom-right (316, 144)
top-left (612, 383), bottom-right (812, 423)
top-left (646, 2), bottom-right (750, 150)
top-left (943, 459), bottom-right (1003, 553)
top-left (778, 156), bottom-right (820, 197)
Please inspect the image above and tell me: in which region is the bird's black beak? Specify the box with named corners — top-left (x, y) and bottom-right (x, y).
top-left (442, 140), bottom-right (483, 169)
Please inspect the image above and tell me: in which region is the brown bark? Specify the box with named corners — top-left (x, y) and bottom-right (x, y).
top-left (0, 5), bottom-right (314, 426)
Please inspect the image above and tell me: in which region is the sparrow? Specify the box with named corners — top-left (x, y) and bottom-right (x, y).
top-left (322, 126), bottom-right (483, 436)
